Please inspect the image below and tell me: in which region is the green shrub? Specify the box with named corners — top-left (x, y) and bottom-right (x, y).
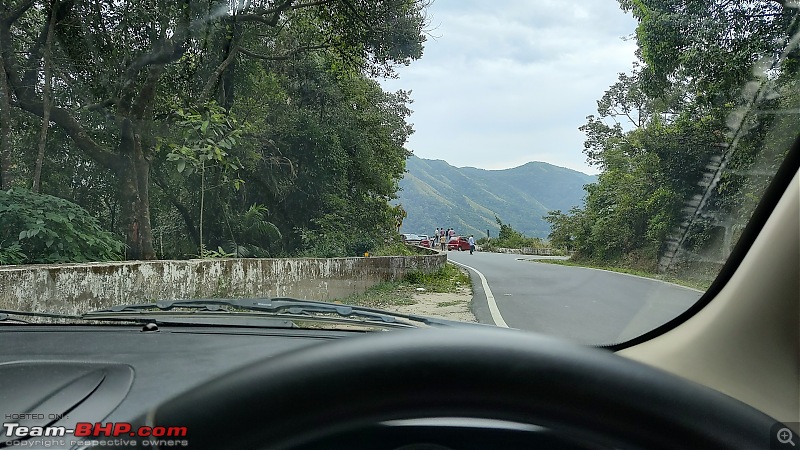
top-left (0, 242), bottom-right (26, 265)
top-left (479, 216), bottom-right (548, 250)
top-left (0, 188), bottom-right (124, 264)
top-left (404, 263), bottom-right (470, 293)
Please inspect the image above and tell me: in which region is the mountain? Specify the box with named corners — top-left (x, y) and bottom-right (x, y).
top-left (396, 155), bottom-right (597, 239)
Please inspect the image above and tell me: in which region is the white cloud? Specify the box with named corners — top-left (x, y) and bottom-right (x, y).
top-left (380, 0), bottom-right (639, 175)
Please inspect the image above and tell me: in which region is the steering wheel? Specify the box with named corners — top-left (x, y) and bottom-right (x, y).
top-left (143, 328), bottom-right (775, 449)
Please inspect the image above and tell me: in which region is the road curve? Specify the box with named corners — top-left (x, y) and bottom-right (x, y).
top-left (447, 251), bottom-right (703, 345)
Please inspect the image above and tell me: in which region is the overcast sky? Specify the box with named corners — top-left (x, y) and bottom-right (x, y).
top-left (379, 0), bottom-right (639, 175)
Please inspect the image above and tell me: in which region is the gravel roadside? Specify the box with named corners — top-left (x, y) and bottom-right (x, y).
top-left (387, 287), bottom-right (476, 323)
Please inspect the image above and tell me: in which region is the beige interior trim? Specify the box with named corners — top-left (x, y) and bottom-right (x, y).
top-left (620, 170), bottom-right (800, 424)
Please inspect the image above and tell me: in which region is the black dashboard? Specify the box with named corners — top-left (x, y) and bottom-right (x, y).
top-left (0, 325), bottom-right (349, 450)
top-left (0, 324), bottom-right (783, 450)
top-left (1, 325), bottom-right (349, 417)
top-left (0, 325), bottom-right (594, 450)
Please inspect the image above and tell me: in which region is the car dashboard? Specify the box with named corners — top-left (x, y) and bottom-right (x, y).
top-left (0, 325), bottom-right (609, 450)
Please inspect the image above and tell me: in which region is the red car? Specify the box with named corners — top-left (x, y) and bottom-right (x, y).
top-left (447, 236), bottom-right (471, 251)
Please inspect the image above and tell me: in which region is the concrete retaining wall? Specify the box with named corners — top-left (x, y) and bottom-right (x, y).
top-left (0, 254), bottom-right (446, 316)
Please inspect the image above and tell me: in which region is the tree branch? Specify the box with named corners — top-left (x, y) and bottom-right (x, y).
top-left (237, 0), bottom-right (295, 26)
top-left (239, 43), bottom-right (331, 61)
top-left (236, 0), bottom-right (333, 25)
top-left (50, 63), bottom-right (117, 125)
top-left (339, 0), bottom-right (373, 31)
top-left (131, 65), bottom-right (164, 120)
top-left (85, 98), bottom-right (116, 111)
top-left (201, 44), bottom-right (240, 101)
top-left (20, 3), bottom-right (54, 89)
top-left (13, 97), bottom-right (117, 169)
top-left (118, 0), bottom-right (195, 111)
top-left (2, 0), bottom-right (36, 26)
top-left (122, 39), bottom-right (186, 93)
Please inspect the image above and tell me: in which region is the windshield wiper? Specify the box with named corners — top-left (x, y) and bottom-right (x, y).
top-left (0, 307), bottom-right (297, 328)
top-left (0, 309), bottom-right (83, 323)
top-left (1, 298), bottom-right (480, 329)
top-left (85, 297), bottom-right (473, 328)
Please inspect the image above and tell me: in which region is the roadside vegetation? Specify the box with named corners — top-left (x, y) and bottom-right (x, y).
top-left (337, 263), bottom-right (471, 310)
top-left (0, 1), bottom-right (430, 264)
top-left (542, 1), bottom-right (794, 288)
top-left (531, 258), bottom-right (710, 291)
top-left (0, 188), bottom-right (124, 264)
top-left (476, 217), bottom-right (559, 254)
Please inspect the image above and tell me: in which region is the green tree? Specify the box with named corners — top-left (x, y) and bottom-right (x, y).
top-left (0, 0), bottom-right (429, 259)
top-left (547, 0), bottom-right (799, 279)
top-left (157, 102), bottom-right (245, 254)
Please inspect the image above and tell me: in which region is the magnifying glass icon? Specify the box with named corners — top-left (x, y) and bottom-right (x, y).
top-left (778, 427), bottom-right (796, 446)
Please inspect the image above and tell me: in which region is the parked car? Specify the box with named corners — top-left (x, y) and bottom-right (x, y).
top-left (417, 235), bottom-right (429, 246)
top-left (401, 233), bottom-right (422, 245)
top-left (447, 236), bottom-right (471, 251)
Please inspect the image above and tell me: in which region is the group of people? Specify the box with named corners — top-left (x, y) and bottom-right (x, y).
top-left (432, 227), bottom-right (477, 255)
top-left (432, 227), bottom-right (456, 251)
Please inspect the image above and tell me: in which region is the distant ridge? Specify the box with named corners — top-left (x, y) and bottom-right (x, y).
top-left (396, 155), bottom-right (596, 238)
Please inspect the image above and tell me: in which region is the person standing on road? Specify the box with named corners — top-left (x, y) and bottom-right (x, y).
top-left (440, 234), bottom-right (446, 252)
top-left (468, 235), bottom-right (475, 255)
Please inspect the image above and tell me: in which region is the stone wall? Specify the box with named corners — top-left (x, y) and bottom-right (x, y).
top-left (0, 254), bottom-right (446, 315)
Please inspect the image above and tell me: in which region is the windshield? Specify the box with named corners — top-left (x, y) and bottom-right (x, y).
top-left (0, 0), bottom-right (797, 345)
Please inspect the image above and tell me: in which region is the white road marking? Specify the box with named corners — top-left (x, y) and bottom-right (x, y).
top-left (449, 261), bottom-right (509, 328)
top-left (524, 259), bottom-right (704, 293)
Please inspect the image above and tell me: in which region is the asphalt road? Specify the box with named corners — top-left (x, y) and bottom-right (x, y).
top-left (446, 251), bottom-right (703, 345)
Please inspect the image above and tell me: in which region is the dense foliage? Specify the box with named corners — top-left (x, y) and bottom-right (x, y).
top-left (546, 0), bottom-right (799, 282)
top-left (476, 217), bottom-right (546, 251)
top-left (0, 188), bottom-right (124, 264)
top-left (0, 0), bottom-right (428, 262)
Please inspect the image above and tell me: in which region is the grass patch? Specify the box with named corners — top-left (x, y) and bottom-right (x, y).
top-left (530, 259), bottom-right (709, 291)
top-left (404, 262), bottom-right (471, 293)
top-left (337, 263), bottom-right (472, 310)
top-left (436, 300), bottom-right (462, 307)
top-left (336, 281), bottom-right (416, 310)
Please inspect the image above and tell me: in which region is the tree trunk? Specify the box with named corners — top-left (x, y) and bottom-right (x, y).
top-left (219, 15), bottom-right (238, 110)
top-left (0, 46), bottom-right (13, 190)
top-left (32, 2), bottom-right (57, 193)
top-left (199, 161), bottom-right (205, 254)
top-left (117, 120), bottom-right (156, 260)
top-left (153, 171), bottom-right (201, 247)
top-left (134, 137), bottom-right (155, 259)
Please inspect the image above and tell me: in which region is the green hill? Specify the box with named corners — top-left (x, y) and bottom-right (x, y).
top-left (396, 155), bottom-right (596, 239)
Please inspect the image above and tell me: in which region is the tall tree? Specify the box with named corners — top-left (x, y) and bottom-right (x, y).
top-left (548, 0), bottom-right (799, 281)
top-left (0, 0), bottom-right (427, 259)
